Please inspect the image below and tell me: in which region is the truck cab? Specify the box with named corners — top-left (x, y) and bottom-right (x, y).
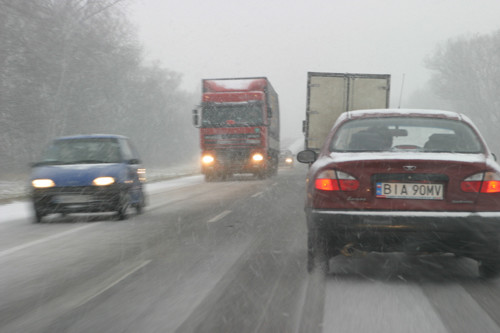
top-left (193, 77), bottom-right (280, 181)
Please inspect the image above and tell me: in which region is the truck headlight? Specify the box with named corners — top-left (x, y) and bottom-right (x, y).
top-left (252, 153), bottom-right (264, 162)
top-left (202, 155), bottom-right (215, 164)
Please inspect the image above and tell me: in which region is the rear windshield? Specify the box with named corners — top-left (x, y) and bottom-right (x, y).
top-left (329, 117), bottom-right (484, 153)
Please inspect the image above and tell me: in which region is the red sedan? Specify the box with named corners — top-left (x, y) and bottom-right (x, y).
top-left (297, 109), bottom-right (500, 277)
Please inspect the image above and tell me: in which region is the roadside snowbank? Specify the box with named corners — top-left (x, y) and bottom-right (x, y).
top-left (0, 164), bottom-right (200, 203)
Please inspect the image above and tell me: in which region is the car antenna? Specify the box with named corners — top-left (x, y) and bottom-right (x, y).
top-left (398, 73), bottom-right (405, 109)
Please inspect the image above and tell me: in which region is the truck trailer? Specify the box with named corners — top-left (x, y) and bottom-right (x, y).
top-left (303, 72), bottom-right (391, 151)
top-left (193, 77), bottom-right (280, 181)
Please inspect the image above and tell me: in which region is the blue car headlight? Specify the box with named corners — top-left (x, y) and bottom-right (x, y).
top-left (92, 177), bottom-right (115, 186)
top-left (32, 179), bottom-right (55, 188)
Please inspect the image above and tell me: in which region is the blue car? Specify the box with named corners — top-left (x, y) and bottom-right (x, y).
top-left (30, 134), bottom-right (146, 222)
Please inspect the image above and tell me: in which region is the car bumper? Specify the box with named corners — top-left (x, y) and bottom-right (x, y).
top-left (32, 185), bottom-right (127, 214)
top-left (202, 161), bottom-right (267, 174)
top-left (308, 209), bottom-right (500, 258)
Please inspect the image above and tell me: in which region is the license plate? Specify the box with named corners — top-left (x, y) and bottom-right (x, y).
top-left (55, 195), bottom-right (92, 204)
top-left (376, 182), bottom-right (443, 200)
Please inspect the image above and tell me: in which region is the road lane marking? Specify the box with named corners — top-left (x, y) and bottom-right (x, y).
top-left (252, 191), bottom-right (263, 198)
top-left (0, 223), bottom-right (99, 258)
top-left (78, 259), bottom-right (152, 307)
top-left (207, 210), bottom-right (232, 223)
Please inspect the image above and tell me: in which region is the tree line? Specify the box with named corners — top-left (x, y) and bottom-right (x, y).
top-left (0, 0), bottom-right (199, 175)
top-left (410, 29), bottom-right (500, 152)
top-left (1, 0), bottom-right (499, 175)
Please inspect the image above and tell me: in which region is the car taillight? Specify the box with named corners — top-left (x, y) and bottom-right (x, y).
top-left (461, 172), bottom-right (500, 193)
top-left (314, 170), bottom-right (359, 191)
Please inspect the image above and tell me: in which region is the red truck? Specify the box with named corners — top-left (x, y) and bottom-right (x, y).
top-left (193, 77), bottom-right (280, 181)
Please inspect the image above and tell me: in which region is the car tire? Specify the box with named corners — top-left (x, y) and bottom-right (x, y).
top-left (117, 191), bottom-right (129, 220)
top-left (307, 227), bottom-right (329, 275)
top-left (34, 208), bottom-right (44, 223)
top-left (134, 191), bottom-right (146, 214)
top-left (478, 260), bottom-right (500, 279)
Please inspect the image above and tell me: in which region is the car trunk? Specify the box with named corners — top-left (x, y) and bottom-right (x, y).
top-left (312, 153), bottom-right (499, 212)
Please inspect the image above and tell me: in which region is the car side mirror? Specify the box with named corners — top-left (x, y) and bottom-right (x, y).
top-left (296, 150), bottom-right (317, 164)
top-left (128, 158), bottom-right (141, 165)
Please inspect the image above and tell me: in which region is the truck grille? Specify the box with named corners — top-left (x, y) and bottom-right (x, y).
top-left (204, 134), bottom-right (260, 147)
top-left (216, 149), bottom-right (251, 165)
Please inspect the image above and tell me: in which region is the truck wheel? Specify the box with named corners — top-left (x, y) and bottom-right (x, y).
top-left (271, 161), bottom-right (278, 176)
top-left (255, 171), bottom-right (267, 180)
top-left (205, 173), bottom-right (221, 182)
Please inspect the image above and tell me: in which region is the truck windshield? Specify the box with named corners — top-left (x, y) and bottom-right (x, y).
top-left (202, 103), bottom-right (263, 127)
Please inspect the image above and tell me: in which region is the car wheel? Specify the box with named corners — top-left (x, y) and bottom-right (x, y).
top-left (117, 191), bottom-right (129, 220)
top-left (478, 260), bottom-right (500, 279)
top-left (307, 227), bottom-right (329, 275)
top-left (134, 191), bottom-right (146, 214)
top-left (34, 208), bottom-right (44, 223)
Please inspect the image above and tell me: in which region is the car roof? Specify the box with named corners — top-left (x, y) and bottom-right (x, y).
top-left (54, 134), bottom-right (128, 141)
top-left (342, 109), bottom-right (466, 122)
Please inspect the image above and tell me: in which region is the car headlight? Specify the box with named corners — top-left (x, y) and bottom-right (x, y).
top-left (32, 179), bottom-right (55, 188)
top-left (93, 176), bottom-right (115, 186)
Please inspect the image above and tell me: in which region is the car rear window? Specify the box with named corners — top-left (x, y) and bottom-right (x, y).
top-left (330, 117), bottom-right (484, 153)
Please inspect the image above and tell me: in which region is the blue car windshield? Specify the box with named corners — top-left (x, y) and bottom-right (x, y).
top-left (39, 138), bottom-right (122, 165)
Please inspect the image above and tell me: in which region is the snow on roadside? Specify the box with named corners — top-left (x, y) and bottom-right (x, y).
top-left (0, 164), bottom-right (200, 203)
top-left (0, 201), bottom-right (33, 221)
top-left (0, 180), bottom-right (29, 202)
top-left (0, 163), bottom-right (201, 226)
top-left (0, 173), bottom-right (204, 223)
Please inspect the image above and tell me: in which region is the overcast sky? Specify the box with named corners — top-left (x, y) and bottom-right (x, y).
top-left (127, 0), bottom-right (500, 140)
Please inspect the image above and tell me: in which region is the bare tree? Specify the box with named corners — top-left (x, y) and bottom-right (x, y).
top-left (426, 31), bottom-right (500, 143)
top-left (0, 0), bottom-right (198, 174)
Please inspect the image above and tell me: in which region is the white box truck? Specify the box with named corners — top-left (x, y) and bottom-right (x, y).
top-left (303, 72), bottom-right (391, 151)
